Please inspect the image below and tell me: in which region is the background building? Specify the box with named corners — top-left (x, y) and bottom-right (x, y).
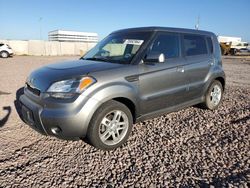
top-left (48, 30), bottom-right (98, 43)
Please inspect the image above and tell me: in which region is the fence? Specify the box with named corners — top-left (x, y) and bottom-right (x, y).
top-left (0, 39), bottom-right (97, 56)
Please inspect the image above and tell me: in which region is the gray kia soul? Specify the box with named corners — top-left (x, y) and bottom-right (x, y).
top-left (20, 27), bottom-right (225, 150)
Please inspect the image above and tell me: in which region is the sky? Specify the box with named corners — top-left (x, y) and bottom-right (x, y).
top-left (0, 0), bottom-right (250, 42)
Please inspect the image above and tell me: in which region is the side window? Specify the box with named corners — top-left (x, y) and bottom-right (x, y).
top-left (150, 33), bottom-right (180, 59)
top-left (0, 44), bottom-right (3, 47)
top-left (206, 37), bottom-right (213, 54)
top-left (184, 34), bottom-right (208, 56)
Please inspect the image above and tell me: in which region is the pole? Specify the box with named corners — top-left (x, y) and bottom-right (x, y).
top-left (195, 15), bottom-right (200, 30)
top-left (39, 17), bottom-right (43, 40)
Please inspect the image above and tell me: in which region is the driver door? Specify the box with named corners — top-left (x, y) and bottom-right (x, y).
top-left (138, 32), bottom-right (189, 115)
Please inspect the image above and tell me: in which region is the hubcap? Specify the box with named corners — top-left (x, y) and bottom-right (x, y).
top-left (210, 85), bottom-right (222, 106)
top-left (2, 52), bottom-right (8, 58)
top-left (99, 110), bottom-right (129, 146)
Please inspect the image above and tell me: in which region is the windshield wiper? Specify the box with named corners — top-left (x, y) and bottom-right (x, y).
top-left (83, 57), bottom-right (110, 62)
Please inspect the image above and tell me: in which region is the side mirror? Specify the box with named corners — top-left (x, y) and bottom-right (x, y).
top-left (144, 53), bottom-right (165, 64)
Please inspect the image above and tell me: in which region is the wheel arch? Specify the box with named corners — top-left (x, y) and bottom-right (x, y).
top-left (215, 76), bottom-right (225, 90)
top-left (112, 97), bottom-right (137, 123)
top-left (80, 84), bottom-right (139, 137)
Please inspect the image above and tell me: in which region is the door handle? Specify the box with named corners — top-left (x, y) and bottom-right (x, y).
top-left (177, 66), bottom-right (184, 73)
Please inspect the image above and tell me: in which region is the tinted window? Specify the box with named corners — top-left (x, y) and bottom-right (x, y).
top-left (0, 44), bottom-right (3, 47)
top-left (150, 33), bottom-right (180, 59)
top-left (184, 34), bottom-right (208, 56)
top-left (206, 37), bottom-right (213, 54)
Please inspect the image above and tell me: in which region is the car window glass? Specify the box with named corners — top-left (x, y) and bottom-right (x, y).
top-left (150, 33), bottom-right (180, 59)
top-left (184, 34), bottom-right (208, 56)
top-left (83, 32), bottom-right (150, 64)
top-left (206, 37), bottom-right (213, 54)
top-left (0, 44), bottom-right (3, 47)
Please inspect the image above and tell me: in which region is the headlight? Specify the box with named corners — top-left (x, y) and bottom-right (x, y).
top-left (47, 76), bottom-right (96, 99)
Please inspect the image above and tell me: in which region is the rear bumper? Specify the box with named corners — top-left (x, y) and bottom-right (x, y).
top-left (19, 90), bottom-right (101, 140)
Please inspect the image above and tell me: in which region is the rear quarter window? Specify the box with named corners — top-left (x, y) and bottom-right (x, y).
top-left (183, 34), bottom-right (208, 56)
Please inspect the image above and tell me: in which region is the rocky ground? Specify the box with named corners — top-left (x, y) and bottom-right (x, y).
top-left (0, 56), bottom-right (249, 187)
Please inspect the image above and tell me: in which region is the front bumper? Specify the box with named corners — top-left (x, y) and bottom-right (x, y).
top-left (19, 88), bottom-right (101, 140)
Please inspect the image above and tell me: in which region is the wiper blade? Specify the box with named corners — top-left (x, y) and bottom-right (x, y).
top-left (84, 57), bottom-right (110, 62)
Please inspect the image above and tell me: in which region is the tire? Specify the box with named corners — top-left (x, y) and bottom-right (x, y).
top-left (0, 51), bottom-right (9, 58)
top-left (230, 48), bottom-right (236, 56)
top-left (201, 80), bottom-right (223, 110)
top-left (87, 100), bottom-right (133, 150)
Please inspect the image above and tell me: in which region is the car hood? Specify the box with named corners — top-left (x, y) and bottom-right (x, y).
top-left (27, 60), bottom-right (125, 92)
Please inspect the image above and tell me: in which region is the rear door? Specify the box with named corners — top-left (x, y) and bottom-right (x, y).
top-left (182, 34), bottom-right (214, 100)
top-left (138, 32), bottom-right (188, 115)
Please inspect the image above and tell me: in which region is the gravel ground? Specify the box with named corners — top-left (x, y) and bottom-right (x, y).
top-left (0, 56), bottom-right (249, 187)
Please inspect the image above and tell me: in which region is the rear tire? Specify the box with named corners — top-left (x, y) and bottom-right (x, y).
top-left (0, 51), bottom-right (9, 58)
top-left (201, 80), bottom-right (223, 110)
top-left (86, 100), bottom-right (133, 150)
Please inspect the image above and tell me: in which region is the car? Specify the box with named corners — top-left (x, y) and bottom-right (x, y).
top-left (0, 43), bottom-right (14, 58)
top-left (238, 48), bottom-right (248, 53)
top-left (238, 47), bottom-right (250, 54)
top-left (19, 27), bottom-right (225, 150)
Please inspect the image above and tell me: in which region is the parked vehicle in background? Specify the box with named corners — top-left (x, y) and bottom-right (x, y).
top-left (218, 36), bottom-right (249, 55)
top-left (246, 47), bottom-right (250, 52)
top-left (237, 44), bottom-right (250, 54)
top-left (0, 43), bottom-right (14, 58)
top-left (220, 42), bottom-right (232, 55)
top-left (20, 27), bottom-right (225, 150)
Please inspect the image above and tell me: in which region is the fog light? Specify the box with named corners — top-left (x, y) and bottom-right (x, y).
top-left (51, 127), bottom-right (61, 135)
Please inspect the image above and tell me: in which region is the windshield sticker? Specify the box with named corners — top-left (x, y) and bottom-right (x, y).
top-left (123, 39), bottom-right (144, 45)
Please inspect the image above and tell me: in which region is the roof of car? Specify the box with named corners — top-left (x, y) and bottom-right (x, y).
top-left (112, 26), bottom-right (214, 36)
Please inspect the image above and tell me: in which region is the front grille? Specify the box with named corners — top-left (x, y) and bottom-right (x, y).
top-left (26, 83), bottom-right (41, 96)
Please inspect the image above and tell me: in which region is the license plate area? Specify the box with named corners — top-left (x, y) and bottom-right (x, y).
top-left (21, 104), bottom-right (35, 125)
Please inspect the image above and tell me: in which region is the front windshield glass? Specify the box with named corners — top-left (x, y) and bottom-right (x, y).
top-left (82, 32), bottom-right (151, 64)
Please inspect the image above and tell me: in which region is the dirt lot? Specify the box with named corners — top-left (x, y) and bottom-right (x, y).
top-left (0, 56), bottom-right (249, 187)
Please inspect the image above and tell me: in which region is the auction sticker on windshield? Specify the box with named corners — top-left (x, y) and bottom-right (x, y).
top-left (123, 39), bottom-right (144, 45)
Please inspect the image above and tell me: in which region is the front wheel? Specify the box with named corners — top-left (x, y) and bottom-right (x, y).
top-left (201, 80), bottom-right (223, 110)
top-left (87, 100), bottom-right (133, 150)
top-left (0, 51), bottom-right (9, 58)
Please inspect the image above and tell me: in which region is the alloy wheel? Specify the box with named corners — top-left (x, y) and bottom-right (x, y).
top-left (98, 110), bottom-right (129, 146)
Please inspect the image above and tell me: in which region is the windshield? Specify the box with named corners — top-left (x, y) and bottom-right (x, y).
top-left (81, 32), bottom-right (151, 64)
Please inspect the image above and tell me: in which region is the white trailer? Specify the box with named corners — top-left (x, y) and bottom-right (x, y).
top-left (218, 36), bottom-right (249, 55)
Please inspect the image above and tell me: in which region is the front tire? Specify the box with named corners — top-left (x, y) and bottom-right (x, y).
top-left (0, 51), bottom-right (9, 58)
top-left (87, 100), bottom-right (133, 150)
top-left (201, 80), bottom-right (223, 110)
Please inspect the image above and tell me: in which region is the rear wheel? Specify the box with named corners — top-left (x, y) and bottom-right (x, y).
top-left (0, 51), bottom-right (9, 58)
top-left (87, 100), bottom-right (133, 150)
top-left (201, 80), bottom-right (223, 110)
